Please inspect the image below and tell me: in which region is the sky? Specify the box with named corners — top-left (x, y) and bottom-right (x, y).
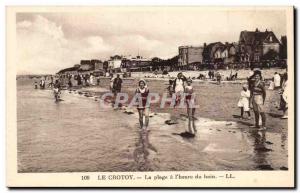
top-left (16, 7), bottom-right (287, 75)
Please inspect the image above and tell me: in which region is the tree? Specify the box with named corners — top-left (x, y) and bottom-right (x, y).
top-left (262, 49), bottom-right (279, 61)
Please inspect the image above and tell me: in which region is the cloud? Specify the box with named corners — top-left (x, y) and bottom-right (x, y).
top-left (16, 9), bottom-right (287, 75)
top-left (17, 20), bottom-right (32, 28)
top-left (17, 15), bottom-right (113, 74)
top-left (16, 14), bottom-right (177, 74)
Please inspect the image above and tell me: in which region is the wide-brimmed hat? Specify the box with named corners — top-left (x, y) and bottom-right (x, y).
top-left (138, 79), bottom-right (147, 85)
top-left (253, 69), bottom-right (262, 75)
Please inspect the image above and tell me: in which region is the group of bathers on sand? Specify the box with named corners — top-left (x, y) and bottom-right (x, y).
top-left (40, 68), bottom-right (288, 136)
top-left (130, 68), bottom-right (288, 135)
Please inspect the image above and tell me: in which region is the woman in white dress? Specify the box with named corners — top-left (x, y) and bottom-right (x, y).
top-left (280, 73), bottom-right (288, 119)
top-left (237, 84), bottom-right (251, 119)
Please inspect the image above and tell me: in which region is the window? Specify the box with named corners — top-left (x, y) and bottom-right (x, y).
top-left (270, 36), bottom-right (273, 42)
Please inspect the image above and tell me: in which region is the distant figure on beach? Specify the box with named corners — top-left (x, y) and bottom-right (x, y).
top-left (280, 73), bottom-right (288, 119)
top-left (185, 78), bottom-right (196, 135)
top-left (167, 72), bottom-right (187, 125)
top-left (216, 71), bottom-right (221, 84)
top-left (208, 70), bottom-right (212, 79)
top-left (211, 70), bottom-right (215, 79)
top-left (84, 74), bottom-right (90, 86)
top-left (96, 76), bottom-right (100, 86)
top-left (247, 68), bottom-right (255, 108)
top-left (76, 74), bottom-right (82, 86)
top-left (135, 79), bottom-right (150, 130)
top-left (113, 74), bottom-right (123, 106)
top-left (273, 72), bottom-right (281, 89)
top-left (197, 73), bottom-right (205, 80)
top-left (110, 74), bottom-right (115, 92)
top-left (53, 79), bottom-right (61, 102)
top-left (54, 79), bottom-right (61, 90)
top-left (228, 70), bottom-right (238, 81)
top-left (48, 76), bottom-right (54, 88)
top-left (39, 77), bottom-right (45, 89)
top-left (113, 74), bottom-right (122, 94)
top-left (33, 77), bottom-right (38, 89)
top-left (167, 79), bottom-right (174, 96)
top-left (237, 84), bottom-right (251, 119)
top-left (89, 73), bottom-right (94, 86)
top-left (250, 70), bottom-right (267, 130)
top-left (68, 74), bottom-right (73, 88)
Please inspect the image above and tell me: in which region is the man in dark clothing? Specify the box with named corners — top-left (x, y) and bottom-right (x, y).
top-left (113, 74), bottom-right (123, 97)
top-left (112, 74), bottom-right (123, 108)
top-left (77, 74), bottom-right (82, 86)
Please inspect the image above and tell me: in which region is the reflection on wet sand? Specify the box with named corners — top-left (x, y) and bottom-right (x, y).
top-left (249, 128), bottom-right (288, 170)
top-left (133, 129), bottom-right (151, 171)
top-left (251, 130), bottom-right (273, 170)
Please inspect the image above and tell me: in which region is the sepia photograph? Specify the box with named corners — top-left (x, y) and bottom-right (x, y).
top-left (6, 6), bottom-right (294, 187)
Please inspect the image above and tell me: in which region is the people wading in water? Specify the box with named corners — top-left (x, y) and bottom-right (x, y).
top-left (250, 70), bottom-right (267, 130)
top-left (53, 79), bottom-right (61, 102)
top-left (135, 79), bottom-right (150, 130)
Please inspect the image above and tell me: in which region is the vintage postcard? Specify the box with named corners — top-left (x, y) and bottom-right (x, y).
top-left (6, 6), bottom-right (294, 187)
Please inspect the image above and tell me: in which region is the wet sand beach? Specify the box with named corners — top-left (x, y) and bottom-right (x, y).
top-left (17, 77), bottom-right (288, 172)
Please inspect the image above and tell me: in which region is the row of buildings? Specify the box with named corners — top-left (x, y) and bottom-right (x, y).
top-left (58, 28), bottom-right (287, 75)
top-left (178, 28), bottom-right (287, 69)
top-left (57, 55), bottom-right (152, 75)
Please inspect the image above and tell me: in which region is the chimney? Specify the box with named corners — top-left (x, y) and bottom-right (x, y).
top-left (265, 29), bottom-right (268, 32)
top-left (255, 28), bottom-right (259, 32)
top-left (204, 43), bottom-right (207, 47)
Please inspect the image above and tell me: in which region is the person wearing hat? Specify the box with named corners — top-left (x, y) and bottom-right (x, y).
top-left (167, 72), bottom-right (187, 125)
top-left (237, 84), bottom-right (251, 119)
top-left (135, 79), bottom-right (150, 130)
top-left (250, 70), bottom-right (267, 130)
top-left (185, 78), bottom-right (196, 135)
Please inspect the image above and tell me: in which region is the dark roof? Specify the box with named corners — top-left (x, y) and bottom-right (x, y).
top-left (205, 42), bottom-right (223, 50)
top-left (239, 30), bottom-right (280, 45)
top-left (203, 42), bottom-right (224, 54)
